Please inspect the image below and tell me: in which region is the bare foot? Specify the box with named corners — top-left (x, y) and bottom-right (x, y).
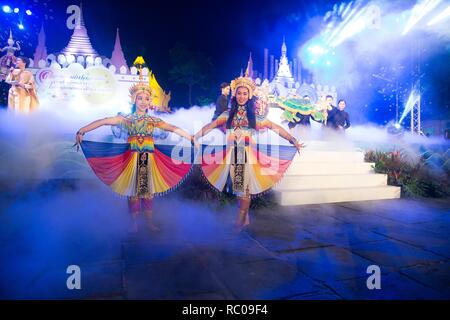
top-left (147, 221), bottom-right (160, 233)
top-left (128, 220), bottom-right (138, 233)
top-left (235, 210), bottom-right (249, 233)
top-left (243, 211), bottom-right (250, 227)
top-left (234, 224), bottom-right (244, 233)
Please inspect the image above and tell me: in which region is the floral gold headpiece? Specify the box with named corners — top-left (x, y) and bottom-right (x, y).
top-left (129, 82), bottom-right (152, 103)
top-left (230, 76), bottom-right (256, 99)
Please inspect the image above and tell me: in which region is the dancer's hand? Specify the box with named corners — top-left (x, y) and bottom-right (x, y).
top-left (76, 131), bottom-right (84, 144)
top-left (192, 137), bottom-right (200, 149)
top-left (74, 130), bottom-right (85, 150)
top-left (190, 134), bottom-right (199, 148)
top-left (294, 141), bottom-right (306, 153)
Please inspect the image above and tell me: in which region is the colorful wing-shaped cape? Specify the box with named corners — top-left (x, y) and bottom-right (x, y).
top-left (80, 140), bottom-right (193, 197)
top-left (200, 142), bottom-right (297, 196)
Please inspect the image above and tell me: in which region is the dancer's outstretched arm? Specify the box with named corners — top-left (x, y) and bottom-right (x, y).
top-left (158, 121), bottom-right (193, 142)
top-left (193, 115), bottom-right (226, 140)
top-left (265, 119), bottom-right (305, 151)
top-left (194, 121), bottom-right (218, 140)
top-left (75, 115), bottom-right (124, 145)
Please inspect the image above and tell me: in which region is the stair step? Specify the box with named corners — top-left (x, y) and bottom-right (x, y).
top-left (286, 162), bottom-right (375, 175)
top-left (295, 140), bottom-right (357, 151)
top-left (274, 186), bottom-right (401, 206)
top-left (275, 174), bottom-right (387, 190)
top-left (293, 150), bottom-right (365, 163)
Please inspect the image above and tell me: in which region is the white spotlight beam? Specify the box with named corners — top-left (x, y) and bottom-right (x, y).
top-left (325, 2), bottom-right (361, 46)
top-left (325, 7), bottom-right (360, 46)
top-left (402, 0), bottom-right (442, 35)
top-left (330, 6), bottom-right (369, 47)
top-left (427, 5), bottom-right (450, 25)
top-left (399, 89), bottom-right (420, 123)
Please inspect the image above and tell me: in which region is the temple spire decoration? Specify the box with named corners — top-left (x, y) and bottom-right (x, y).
top-left (274, 38), bottom-right (295, 87)
top-left (61, 3), bottom-right (98, 57)
top-left (281, 36), bottom-right (287, 57)
top-left (111, 28), bottom-right (128, 72)
top-left (78, 2), bottom-right (85, 27)
top-left (245, 52), bottom-right (254, 78)
top-left (33, 24), bottom-right (48, 63)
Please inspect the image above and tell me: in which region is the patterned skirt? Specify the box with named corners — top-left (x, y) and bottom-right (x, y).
top-left (0, 54), bottom-right (16, 69)
top-left (80, 141), bottom-right (193, 197)
top-left (200, 142), bottom-right (297, 197)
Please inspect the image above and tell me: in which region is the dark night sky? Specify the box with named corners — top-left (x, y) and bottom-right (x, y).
top-left (67, 0), bottom-right (333, 79)
top-left (1, 0), bottom-right (337, 104)
top-left (1, 0), bottom-right (449, 121)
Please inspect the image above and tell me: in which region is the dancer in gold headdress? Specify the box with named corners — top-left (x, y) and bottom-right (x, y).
top-left (75, 79), bottom-right (194, 233)
top-left (194, 76), bottom-right (304, 232)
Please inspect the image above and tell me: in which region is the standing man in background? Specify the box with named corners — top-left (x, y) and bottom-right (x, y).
top-left (212, 82), bottom-right (230, 121)
top-left (327, 99), bottom-right (351, 131)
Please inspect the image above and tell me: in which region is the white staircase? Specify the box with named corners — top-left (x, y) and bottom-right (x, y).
top-left (274, 141), bottom-right (401, 206)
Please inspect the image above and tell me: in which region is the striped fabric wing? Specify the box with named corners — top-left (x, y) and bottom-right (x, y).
top-left (200, 144), bottom-right (232, 193)
top-left (200, 143), bottom-right (297, 195)
top-left (80, 141), bottom-right (193, 197)
top-left (248, 144), bottom-right (297, 195)
top-left (152, 144), bottom-right (194, 195)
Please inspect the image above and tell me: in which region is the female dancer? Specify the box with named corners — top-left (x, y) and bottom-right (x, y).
top-left (76, 82), bottom-right (193, 232)
top-left (194, 76), bottom-right (304, 232)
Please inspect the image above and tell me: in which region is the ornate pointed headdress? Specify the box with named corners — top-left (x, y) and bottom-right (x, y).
top-left (230, 76), bottom-right (256, 99)
top-left (129, 82), bottom-right (152, 103)
top-left (129, 55), bottom-right (152, 103)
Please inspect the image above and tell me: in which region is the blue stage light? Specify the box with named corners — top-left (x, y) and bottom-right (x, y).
top-left (13, 7), bottom-right (19, 13)
top-left (387, 121), bottom-right (404, 136)
top-left (2, 5), bottom-right (12, 13)
top-left (18, 23), bottom-right (24, 30)
top-left (308, 45), bottom-right (328, 56)
top-left (301, 39), bottom-right (336, 69)
top-left (26, 9), bottom-right (32, 15)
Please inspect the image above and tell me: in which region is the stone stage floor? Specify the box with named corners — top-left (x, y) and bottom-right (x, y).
top-left (0, 184), bottom-right (449, 300)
